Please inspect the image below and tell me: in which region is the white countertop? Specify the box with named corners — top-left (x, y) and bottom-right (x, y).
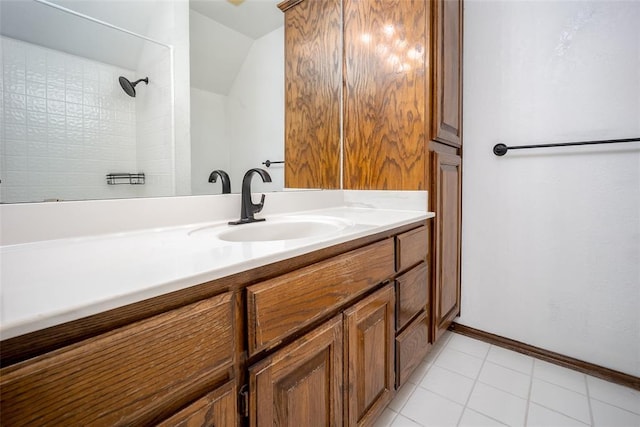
top-left (0, 206), bottom-right (432, 340)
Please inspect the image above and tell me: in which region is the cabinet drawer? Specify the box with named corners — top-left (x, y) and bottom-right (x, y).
top-left (247, 238), bottom-right (395, 356)
top-left (0, 292), bottom-right (235, 426)
top-left (395, 225), bottom-right (428, 272)
top-left (158, 380), bottom-right (237, 427)
top-left (395, 311), bottom-right (430, 388)
top-left (396, 262), bottom-right (429, 331)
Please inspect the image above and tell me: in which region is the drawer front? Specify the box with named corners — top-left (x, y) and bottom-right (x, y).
top-left (247, 238), bottom-right (395, 356)
top-left (395, 225), bottom-right (428, 273)
top-left (158, 380), bottom-right (237, 427)
top-left (396, 262), bottom-right (429, 331)
top-left (395, 311), bottom-right (430, 388)
top-left (0, 292), bottom-right (235, 426)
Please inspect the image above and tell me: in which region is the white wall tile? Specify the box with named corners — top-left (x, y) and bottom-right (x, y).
top-left (1, 36), bottom-right (143, 203)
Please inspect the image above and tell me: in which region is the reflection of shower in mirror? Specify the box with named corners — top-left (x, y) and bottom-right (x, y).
top-left (119, 76), bottom-right (149, 97)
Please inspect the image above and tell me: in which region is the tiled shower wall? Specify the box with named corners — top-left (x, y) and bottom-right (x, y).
top-left (0, 36), bottom-right (141, 203)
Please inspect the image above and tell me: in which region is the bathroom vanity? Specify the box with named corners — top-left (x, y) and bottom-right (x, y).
top-left (0, 204), bottom-right (435, 426)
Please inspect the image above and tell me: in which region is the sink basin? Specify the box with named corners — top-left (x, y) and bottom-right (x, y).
top-left (189, 215), bottom-right (355, 242)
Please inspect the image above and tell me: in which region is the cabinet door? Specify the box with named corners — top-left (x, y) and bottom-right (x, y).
top-left (343, 0), bottom-right (428, 190)
top-left (249, 315), bottom-right (343, 427)
top-left (344, 285), bottom-right (395, 426)
top-left (431, 0), bottom-right (463, 147)
top-left (281, 0), bottom-right (342, 189)
top-left (431, 148), bottom-right (461, 342)
top-left (158, 381), bottom-right (237, 427)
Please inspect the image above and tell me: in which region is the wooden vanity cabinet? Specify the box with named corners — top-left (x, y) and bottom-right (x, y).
top-left (431, 0), bottom-right (463, 147)
top-left (158, 380), bottom-right (238, 427)
top-left (393, 225), bottom-right (432, 388)
top-left (344, 285), bottom-right (395, 426)
top-left (429, 144), bottom-right (462, 342)
top-left (0, 292), bottom-right (236, 426)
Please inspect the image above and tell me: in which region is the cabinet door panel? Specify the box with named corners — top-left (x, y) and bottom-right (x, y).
top-left (344, 285), bottom-right (395, 426)
top-left (249, 315), bottom-right (343, 427)
top-left (431, 149), bottom-right (461, 341)
top-left (282, 0), bottom-right (342, 189)
top-left (432, 0), bottom-right (463, 147)
top-left (158, 381), bottom-right (237, 427)
top-left (343, 0), bottom-right (428, 190)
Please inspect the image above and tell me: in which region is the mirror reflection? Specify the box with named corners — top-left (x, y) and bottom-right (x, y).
top-left (0, 0), bottom-right (284, 203)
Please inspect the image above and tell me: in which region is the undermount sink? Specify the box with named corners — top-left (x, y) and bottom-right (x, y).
top-left (189, 215), bottom-right (355, 242)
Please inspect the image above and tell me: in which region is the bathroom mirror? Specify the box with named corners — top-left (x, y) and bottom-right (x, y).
top-left (0, 0), bottom-right (285, 203)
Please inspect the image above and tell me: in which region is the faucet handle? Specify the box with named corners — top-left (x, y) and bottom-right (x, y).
top-left (253, 194), bottom-right (266, 214)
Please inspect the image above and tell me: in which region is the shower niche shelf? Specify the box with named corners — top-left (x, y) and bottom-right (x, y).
top-left (106, 173), bottom-right (146, 185)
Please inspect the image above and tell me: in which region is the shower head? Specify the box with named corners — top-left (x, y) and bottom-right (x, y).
top-left (119, 76), bottom-right (149, 97)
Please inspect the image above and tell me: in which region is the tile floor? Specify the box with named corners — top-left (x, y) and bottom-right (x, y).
top-left (375, 332), bottom-right (640, 427)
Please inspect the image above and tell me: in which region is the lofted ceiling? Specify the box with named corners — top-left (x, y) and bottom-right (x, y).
top-left (190, 0), bottom-right (282, 40)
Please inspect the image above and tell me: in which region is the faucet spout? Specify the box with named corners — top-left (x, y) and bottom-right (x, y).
top-left (229, 168), bottom-right (272, 225)
top-left (208, 170), bottom-right (231, 194)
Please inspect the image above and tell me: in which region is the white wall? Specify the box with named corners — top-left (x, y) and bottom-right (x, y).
top-left (460, 1), bottom-right (640, 376)
top-left (227, 26), bottom-right (285, 194)
top-left (190, 88), bottom-right (230, 195)
top-left (189, 10), bottom-right (253, 95)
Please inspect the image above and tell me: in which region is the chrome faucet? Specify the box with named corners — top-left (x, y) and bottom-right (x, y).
top-left (208, 170), bottom-right (231, 194)
top-left (229, 168), bottom-right (272, 225)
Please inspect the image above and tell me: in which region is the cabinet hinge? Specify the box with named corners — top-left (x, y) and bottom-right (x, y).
top-left (238, 384), bottom-right (249, 418)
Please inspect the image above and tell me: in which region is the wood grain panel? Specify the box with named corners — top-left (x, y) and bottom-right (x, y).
top-left (344, 285), bottom-right (395, 426)
top-left (396, 262), bottom-right (428, 331)
top-left (158, 381), bottom-right (237, 427)
top-left (395, 225), bottom-right (428, 272)
top-left (396, 311), bottom-right (431, 388)
top-left (247, 239), bottom-right (395, 356)
top-left (431, 148), bottom-right (461, 342)
top-left (431, 0), bottom-right (462, 147)
top-left (283, 0), bottom-right (342, 189)
top-left (249, 315), bottom-right (343, 427)
top-left (343, 0), bottom-right (428, 190)
top-left (0, 293), bottom-right (234, 426)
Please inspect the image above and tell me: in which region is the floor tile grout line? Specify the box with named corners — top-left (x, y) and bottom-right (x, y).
top-left (455, 340), bottom-right (490, 426)
top-left (584, 374), bottom-right (595, 426)
top-left (589, 395), bottom-right (640, 417)
top-left (483, 355), bottom-right (536, 376)
top-left (533, 375), bottom-right (589, 396)
top-left (528, 401), bottom-right (592, 426)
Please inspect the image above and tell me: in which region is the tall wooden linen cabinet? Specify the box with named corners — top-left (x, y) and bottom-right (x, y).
top-left (280, 0), bottom-right (462, 343)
